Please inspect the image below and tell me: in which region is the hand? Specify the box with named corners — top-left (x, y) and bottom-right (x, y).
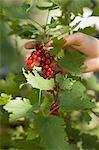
top-left (24, 32), bottom-right (99, 72)
top-left (61, 32), bottom-right (99, 72)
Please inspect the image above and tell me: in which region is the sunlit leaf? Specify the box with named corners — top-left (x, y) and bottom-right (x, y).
top-left (4, 98), bottom-right (32, 121)
top-left (23, 69), bottom-right (54, 91)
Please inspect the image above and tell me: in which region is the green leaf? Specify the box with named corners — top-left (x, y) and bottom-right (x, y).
top-left (49, 26), bottom-right (69, 38)
top-left (9, 21), bottom-right (39, 39)
top-left (49, 38), bottom-right (65, 56)
top-left (14, 138), bottom-right (46, 150)
top-left (51, 0), bottom-right (91, 14)
top-left (80, 111), bottom-right (92, 124)
top-left (36, 1), bottom-right (53, 10)
top-left (58, 49), bottom-right (85, 75)
top-left (40, 95), bottom-right (53, 114)
top-left (53, 38), bottom-right (65, 48)
top-left (66, 124), bottom-right (81, 143)
top-left (51, 0), bottom-right (62, 5)
top-left (56, 74), bottom-right (77, 90)
top-left (3, 98), bottom-right (32, 121)
top-left (27, 128), bottom-right (39, 140)
top-left (61, 77), bottom-right (76, 90)
top-left (4, 4), bottom-right (29, 19)
top-left (81, 133), bottom-right (99, 150)
top-left (79, 26), bottom-right (97, 36)
top-left (83, 75), bottom-right (99, 91)
top-left (0, 73), bottom-right (25, 97)
top-left (60, 81), bottom-right (95, 112)
top-left (70, 0), bottom-right (91, 14)
top-left (93, 4), bottom-right (99, 16)
top-left (23, 69), bottom-right (54, 91)
top-left (0, 93), bottom-right (11, 105)
top-left (34, 115), bottom-right (69, 150)
top-left (48, 17), bottom-right (58, 28)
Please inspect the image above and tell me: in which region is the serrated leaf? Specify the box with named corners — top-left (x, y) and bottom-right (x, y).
top-left (49, 38), bottom-right (65, 56)
top-left (80, 111), bottom-right (92, 124)
top-left (50, 26), bottom-right (69, 38)
top-left (23, 69), bottom-right (54, 91)
top-left (3, 98), bottom-right (32, 121)
top-left (34, 115), bottom-right (69, 150)
top-left (9, 21), bottom-right (39, 39)
top-left (58, 49), bottom-right (85, 75)
top-left (0, 93), bottom-right (11, 105)
top-left (60, 81), bottom-right (95, 111)
top-left (56, 74), bottom-right (76, 90)
top-left (53, 38), bottom-right (65, 48)
top-left (62, 77), bottom-right (76, 90)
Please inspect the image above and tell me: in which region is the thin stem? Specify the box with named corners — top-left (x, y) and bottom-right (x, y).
top-left (46, 10), bottom-right (50, 26)
top-left (29, 18), bottom-right (43, 29)
top-left (43, 10), bottom-right (50, 44)
top-left (39, 90), bottom-right (42, 105)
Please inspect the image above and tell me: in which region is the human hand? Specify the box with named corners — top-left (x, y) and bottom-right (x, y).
top-left (60, 32), bottom-right (99, 72)
top-left (24, 32), bottom-right (99, 72)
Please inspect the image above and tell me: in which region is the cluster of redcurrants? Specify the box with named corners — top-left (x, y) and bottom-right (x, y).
top-left (26, 43), bottom-right (56, 79)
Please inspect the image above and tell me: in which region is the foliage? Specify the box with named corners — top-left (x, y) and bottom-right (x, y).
top-left (4, 98), bottom-right (32, 121)
top-left (0, 0), bottom-right (99, 150)
top-left (23, 69), bottom-right (54, 90)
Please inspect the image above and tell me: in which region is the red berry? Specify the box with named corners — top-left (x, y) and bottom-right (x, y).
top-left (34, 51), bottom-right (40, 57)
top-left (50, 56), bottom-right (54, 61)
top-left (45, 53), bottom-right (50, 58)
top-left (32, 54), bottom-right (38, 60)
top-left (44, 65), bottom-right (49, 69)
top-left (26, 56), bottom-right (33, 70)
top-left (37, 56), bottom-right (41, 61)
top-left (45, 59), bottom-right (51, 65)
top-left (41, 57), bottom-right (45, 62)
top-left (50, 101), bottom-right (59, 116)
top-left (51, 110), bottom-right (59, 116)
top-left (40, 62), bottom-right (45, 67)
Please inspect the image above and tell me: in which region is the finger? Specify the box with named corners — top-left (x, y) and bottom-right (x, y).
top-left (84, 57), bottom-right (99, 72)
top-left (24, 41), bottom-right (35, 49)
top-left (45, 40), bottom-right (53, 47)
top-left (62, 33), bottom-right (82, 46)
top-left (62, 33), bottom-right (99, 58)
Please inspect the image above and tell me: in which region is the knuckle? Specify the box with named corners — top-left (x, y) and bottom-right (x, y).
top-left (75, 32), bottom-right (84, 39)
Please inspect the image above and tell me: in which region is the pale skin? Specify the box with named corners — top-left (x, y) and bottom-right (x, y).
top-left (24, 32), bottom-right (99, 72)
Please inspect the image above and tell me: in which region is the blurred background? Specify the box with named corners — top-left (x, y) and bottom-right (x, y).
top-left (0, 0), bottom-right (99, 149)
